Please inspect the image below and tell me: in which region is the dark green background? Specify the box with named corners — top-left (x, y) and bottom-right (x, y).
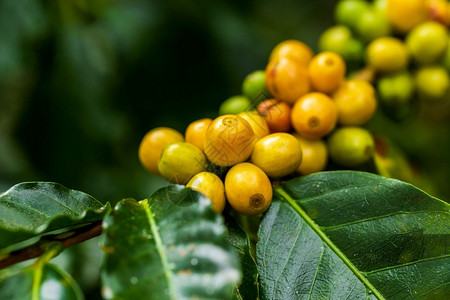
top-left (0, 0), bottom-right (338, 203)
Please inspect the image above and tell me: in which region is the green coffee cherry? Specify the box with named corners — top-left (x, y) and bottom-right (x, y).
top-left (242, 70), bottom-right (268, 102)
top-left (218, 95), bottom-right (251, 115)
top-left (328, 127), bottom-right (375, 167)
top-left (356, 9), bottom-right (391, 42)
top-left (319, 25), bottom-right (364, 61)
top-left (158, 142), bottom-right (207, 184)
top-left (406, 21), bottom-right (449, 65)
top-left (335, 0), bottom-right (370, 29)
top-left (377, 71), bottom-right (415, 106)
top-left (415, 66), bottom-right (449, 101)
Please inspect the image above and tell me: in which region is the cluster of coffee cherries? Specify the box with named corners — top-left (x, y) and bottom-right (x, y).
top-left (319, 0), bottom-right (450, 120)
top-left (139, 38), bottom-right (378, 217)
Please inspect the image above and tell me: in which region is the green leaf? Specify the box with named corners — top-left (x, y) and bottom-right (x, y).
top-left (0, 262), bottom-right (84, 300)
top-left (101, 185), bottom-right (241, 300)
top-left (226, 217), bottom-right (259, 299)
top-left (0, 182), bottom-right (110, 250)
top-left (257, 171), bottom-right (450, 299)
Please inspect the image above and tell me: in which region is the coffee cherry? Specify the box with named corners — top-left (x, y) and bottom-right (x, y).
top-left (356, 8), bottom-right (392, 42)
top-left (308, 51), bottom-right (346, 94)
top-left (319, 25), bottom-right (364, 62)
top-left (186, 172), bottom-right (226, 214)
top-left (294, 134), bottom-right (328, 175)
top-left (219, 95), bottom-right (251, 115)
top-left (204, 115), bottom-right (255, 167)
top-left (242, 70), bottom-right (269, 102)
top-left (185, 118), bottom-right (212, 152)
top-left (291, 92), bottom-right (338, 139)
top-left (257, 99), bottom-right (292, 133)
top-left (415, 66), bottom-right (450, 101)
top-left (429, 0), bottom-right (450, 26)
top-left (335, 0), bottom-right (370, 29)
top-left (251, 133), bottom-right (302, 178)
top-left (265, 57), bottom-right (310, 104)
top-left (158, 142), bottom-right (207, 184)
top-left (139, 127), bottom-right (184, 175)
top-left (238, 111), bottom-right (270, 141)
top-left (333, 79), bottom-right (377, 125)
top-left (406, 21), bottom-right (448, 65)
top-left (387, 0), bottom-right (429, 33)
top-left (328, 127), bottom-right (375, 167)
top-left (225, 163), bottom-right (272, 216)
top-left (269, 40), bottom-right (314, 67)
top-left (366, 37), bottom-right (409, 73)
top-left (377, 71), bottom-right (415, 106)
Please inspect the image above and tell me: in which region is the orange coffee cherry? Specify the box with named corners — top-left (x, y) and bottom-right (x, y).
top-left (308, 51), bottom-right (346, 94)
top-left (138, 127), bottom-right (184, 175)
top-left (257, 99), bottom-right (292, 133)
top-left (185, 118), bottom-right (212, 151)
top-left (269, 40), bottom-right (314, 67)
top-left (225, 162), bottom-right (272, 216)
top-left (291, 92), bottom-right (338, 139)
top-left (265, 57), bottom-right (310, 104)
top-left (204, 115), bottom-right (255, 167)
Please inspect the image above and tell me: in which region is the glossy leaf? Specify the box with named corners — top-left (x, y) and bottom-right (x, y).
top-left (0, 262), bottom-right (84, 300)
top-left (226, 217), bottom-right (259, 299)
top-left (101, 185), bottom-right (241, 300)
top-left (0, 182), bottom-right (110, 250)
top-left (257, 171), bottom-right (450, 299)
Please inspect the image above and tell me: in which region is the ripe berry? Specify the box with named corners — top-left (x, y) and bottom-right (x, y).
top-left (238, 111), bottom-right (270, 141)
top-left (204, 115), bottom-right (255, 167)
top-left (185, 118), bottom-right (212, 152)
top-left (186, 172), bottom-right (226, 214)
top-left (387, 0), bottom-right (429, 33)
top-left (138, 127), bottom-right (184, 175)
top-left (257, 99), bottom-right (292, 133)
top-left (225, 163), bottom-right (272, 216)
top-left (251, 133), bottom-right (302, 178)
top-left (308, 51), bottom-right (346, 94)
top-left (333, 79), bottom-right (377, 125)
top-left (291, 92), bottom-right (338, 139)
top-left (269, 40), bottom-right (314, 67)
top-left (265, 57), bottom-right (310, 104)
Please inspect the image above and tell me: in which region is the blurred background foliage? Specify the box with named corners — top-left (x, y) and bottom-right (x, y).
top-left (0, 0), bottom-right (449, 298)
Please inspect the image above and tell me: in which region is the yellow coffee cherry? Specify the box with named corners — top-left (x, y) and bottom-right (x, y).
top-left (186, 172), bottom-right (226, 214)
top-left (185, 118), bottom-right (212, 151)
top-left (333, 79), bottom-right (377, 125)
top-left (204, 115), bottom-right (255, 167)
top-left (294, 134), bottom-right (328, 175)
top-left (366, 37), bottom-right (409, 73)
top-left (225, 163), bottom-right (272, 216)
top-left (251, 133), bottom-right (302, 178)
top-left (138, 127), bottom-right (184, 175)
top-left (158, 142), bottom-right (207, 184)
top-left (238, 111), bottom-right (270, 141)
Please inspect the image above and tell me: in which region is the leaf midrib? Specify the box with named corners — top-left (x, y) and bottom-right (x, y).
top-left (276, 187), bottom-right (384, 300)
top-left (141, 199), bottom-right (176, 299)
